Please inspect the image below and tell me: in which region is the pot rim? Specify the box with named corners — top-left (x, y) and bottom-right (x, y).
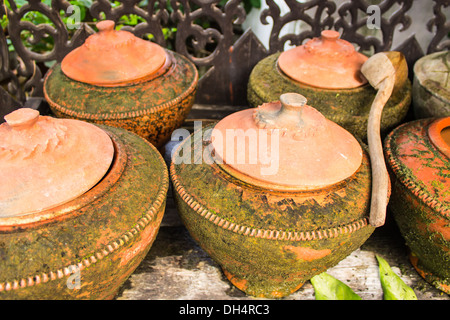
top-left (428, 117), bottom-right (450, 159)
top-left (0, 129), bottom-right (127, 231)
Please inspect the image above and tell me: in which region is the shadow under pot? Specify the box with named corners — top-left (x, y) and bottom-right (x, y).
top-left (170, 93), bottom-right (378, 298)
top-left (0, 108), bottom-right (168, 299)
top-left (44, 20), bottom-right (198, 149)
top-left (247, 30), bottom-right (411, 141)
top-left (384, 116), bottom-right (450, 294)
top-left (412, 51), bottom-right (450, 119)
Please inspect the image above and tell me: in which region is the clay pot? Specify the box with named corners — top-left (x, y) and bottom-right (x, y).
top-left (0, 108), bottom-right (168, 299)
top-left (247, 30), bottom-right (411, 141)
top-left (385, 116), bottom-right (450, 294)
top-left (170, 93), bottom-right (376, 298)
top-left (44, 20), bottom-right (198, 149)
top-left (412, 51), bottom-right (450, 119)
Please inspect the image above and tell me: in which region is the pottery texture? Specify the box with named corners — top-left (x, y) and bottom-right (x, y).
top-left (413, 77), bottom-right (450, 119)
top-left (0, 125), bottom-right (169, 299)
top-left (44, 51), bottom-right (198, 149)
top-left (412, 52), bottom-right (450, 119)
top-left (385, 119), bottom-right (450, 294)
top-left (170, 125), bottom-right (375, 298)
top-left (247, 53), bottom-right (411, 141)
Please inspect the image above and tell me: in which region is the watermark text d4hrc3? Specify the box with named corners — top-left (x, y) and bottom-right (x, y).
top-left (179, 303), bottom-right (270, 317)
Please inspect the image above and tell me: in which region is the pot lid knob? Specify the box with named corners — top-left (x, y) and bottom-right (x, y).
top-left (254, 93), bottom-right (327, 139)
top-left (321, 29), bottom-right (340, 41)
top-left (4, 108), bottom-right (39, 129)
top-left (96, 20), bottom-right (115, 32)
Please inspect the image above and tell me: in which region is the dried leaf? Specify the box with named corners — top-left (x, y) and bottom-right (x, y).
top-left (310, 272), bottom-right (362, 300)
top-left (376, 255), bottom-right (417, 300)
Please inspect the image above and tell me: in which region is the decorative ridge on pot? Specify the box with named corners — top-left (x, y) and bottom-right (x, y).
top-left (277, 30), bottom-right (368, 89)
top-left (170, 161), bottom-right (370, 241)
top-left (211, 93), bottom-right (363, 190)
top-left (61, 20), bottom-right (168, 87)
top-left (0, 108), bottom-right (114, 218)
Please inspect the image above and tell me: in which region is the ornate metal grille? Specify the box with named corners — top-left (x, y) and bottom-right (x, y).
top-left (0, 0), bottom-right (449, 108)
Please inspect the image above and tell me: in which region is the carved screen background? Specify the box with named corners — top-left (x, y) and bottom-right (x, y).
top-left (0, 0), bottom-right (449, 106)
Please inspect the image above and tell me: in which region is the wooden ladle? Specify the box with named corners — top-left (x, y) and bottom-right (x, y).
top-left (361, 51), bottom-right (408, 227)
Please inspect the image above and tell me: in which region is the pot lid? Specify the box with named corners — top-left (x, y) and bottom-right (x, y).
top-left (211, 93), bottom-right (363, 190)
top-left (277, 30), bottom-right (368, 89)
top-left (0, 108), bottom-right (114, 218)
top-left (414, 51), bottom-right (450, 103)
top-left (61, 20), bottom-right (167, 86)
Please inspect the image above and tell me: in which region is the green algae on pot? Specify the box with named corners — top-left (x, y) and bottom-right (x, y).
top-left (384, 117), bottom-right (450, 294)
top-left (412, 51), bottom-right (450, 119)
top-left (44, 20), bottom-right (198, 149)
top-left (170, 93), bottom-right (377, 298)
top-left (0, 111), bottom-right (169, 300)
top-left (247, 44), bottom-right (411, 142)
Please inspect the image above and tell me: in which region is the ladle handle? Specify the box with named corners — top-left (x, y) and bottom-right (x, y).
top-left (367, 80), bottom-right (393, 227)
top-left (361, 51), bottom-right (408, 228)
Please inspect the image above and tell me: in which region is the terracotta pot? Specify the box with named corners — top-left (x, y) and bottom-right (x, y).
top-left (247, 30), bottom-right (411, 141)
top-left (170, 93), bottom-right (376, 298)
top-left (412, 51), bottom-right (450, 119)
top-left (0, 108), bottom-right (169, 299)
top-left (385, 116), bottom-right (450, 294)
top-left (44, 20), bottom-right (198, 149)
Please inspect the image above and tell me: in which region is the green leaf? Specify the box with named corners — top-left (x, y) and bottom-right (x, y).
top-left (310, 272), bottom-right (362, 300)
top-left (376, 255), bottom-right (417, 300)
top-left (250, 0), bottom-right (261, 9)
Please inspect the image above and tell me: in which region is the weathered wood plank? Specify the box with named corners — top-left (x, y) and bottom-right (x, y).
top-left (116, 195), bottom-right (449, 300)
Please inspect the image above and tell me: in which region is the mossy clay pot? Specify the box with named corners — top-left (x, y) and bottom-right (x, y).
top-left (44, 20), bottom-right (198, 149)
top-left (171, 93), bottom-right (376, 298)
top-left (247, 31), bottom-right (411, 141)
top-left (385, 116), bottom-right (450, 294)
top-left (0, 109), bottom-right (169, 299)
top-left (412, 51), bottom-right (450, 119)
